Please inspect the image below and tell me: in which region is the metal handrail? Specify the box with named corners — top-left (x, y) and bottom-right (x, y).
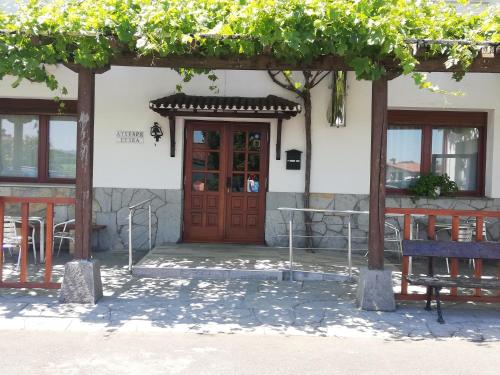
top-left (128, 198), bottom-right (153, 271)
top-left (277, 207), bottom-right (410, 280)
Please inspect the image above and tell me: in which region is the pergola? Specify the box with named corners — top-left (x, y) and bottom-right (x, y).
top-left (62, 48), bottom-right (500, 305)
top-left (72, 52), bottom-right (500, 256)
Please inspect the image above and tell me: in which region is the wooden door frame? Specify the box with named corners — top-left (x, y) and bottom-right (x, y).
top-left (182, 119), bottom-right (270, 244)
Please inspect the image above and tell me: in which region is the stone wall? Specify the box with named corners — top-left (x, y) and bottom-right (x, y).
top-left (93, 188), bottom-right (182, 251)
top-left (2, 185), bottom-right (498, 252)
top-left (0, 185), bottom-right (182, 251)
top-left (265, 192), bottom-right (500, 250)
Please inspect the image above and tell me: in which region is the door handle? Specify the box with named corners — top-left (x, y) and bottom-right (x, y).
top-left (226, 177), bottom-right (231, 192)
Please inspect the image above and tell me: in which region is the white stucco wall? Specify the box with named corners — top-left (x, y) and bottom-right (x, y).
top-left (0, 66), bottom-right (499, 197)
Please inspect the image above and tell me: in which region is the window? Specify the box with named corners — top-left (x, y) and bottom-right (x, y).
top-left (386, 110), bottom-right (487, 196)
top-left (0, 99), bottom-right (77, 184)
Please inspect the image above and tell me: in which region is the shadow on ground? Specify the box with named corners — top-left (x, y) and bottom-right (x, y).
top-left (1, 251), bottom-right (500, 341)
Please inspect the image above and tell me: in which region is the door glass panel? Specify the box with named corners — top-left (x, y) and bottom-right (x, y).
top-left (233, 131), bottom-right (245, 150)
top-left (247, 174), bottom-right (260, 193)
top-left (193, 130), bottom-right (205, 144)
top-left (193, 130), bottom-right (220, 149)
top-left (192, 173), bottom-right (205, 191)
top-left (386, 127), bottom-right (422, 189)
top-left (248, 132), bottom-right (261, 151)
top-left (206, 152), bottom-right (219, 170)
top-left (248, 154), bottom-right (260, 172)
top-left (431, 128), bottom-right (479, 191)
top-left (192, 152), bottom-right (206, 170)
top-left (231, 174), bottom-right (244, 192)
top-left (233, 153), bottom-right (245, 171)
top-left (206, 173), bottom-right (219, 191)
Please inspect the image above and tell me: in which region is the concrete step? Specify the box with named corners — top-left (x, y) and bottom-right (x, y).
top-left (131, 265), bottom-right (354, 282)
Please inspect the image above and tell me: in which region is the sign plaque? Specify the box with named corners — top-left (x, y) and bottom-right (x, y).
top-left (116, 130), bottom-right (144, 144)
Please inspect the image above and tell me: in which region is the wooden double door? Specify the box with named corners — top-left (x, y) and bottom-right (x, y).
top-left (183, 121), bottom-right (269, 243)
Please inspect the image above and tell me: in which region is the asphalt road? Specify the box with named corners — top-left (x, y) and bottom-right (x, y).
top-left (1, 330), bottom-right (499, 375)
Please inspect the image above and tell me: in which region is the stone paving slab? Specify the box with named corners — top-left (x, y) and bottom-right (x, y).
top-left (1, 274), bottom-right (500, 341)
top-left (1, 252), bottom-right (500, 341)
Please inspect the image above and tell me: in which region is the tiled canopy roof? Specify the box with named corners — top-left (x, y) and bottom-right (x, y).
top-left (149, 93), bottom-right (301, 117)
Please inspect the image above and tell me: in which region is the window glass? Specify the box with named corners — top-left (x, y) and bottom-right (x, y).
top-left (0, 115), bottom-right (39, 177)
top-left (432, 128), bottom-right (479, 191)
top-left (386, 127), bottom-right (422, 189)
top-left (193, 130), bottom-right (220, 149)
top-left (49, 116), bottom-right (77, 178)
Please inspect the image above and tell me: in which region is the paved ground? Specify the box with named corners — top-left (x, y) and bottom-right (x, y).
top-left (135, 244), bottom-right (380, 275)
top-left (1, 330), bottom-right (499, 375)
top-left (1, 252), bottom-right (500, 341)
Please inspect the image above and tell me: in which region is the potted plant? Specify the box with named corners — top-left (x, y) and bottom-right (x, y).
top-left (409, 173), bottom-right (459, 202)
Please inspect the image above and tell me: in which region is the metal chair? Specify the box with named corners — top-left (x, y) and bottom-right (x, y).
top-left (53, 219), bottom-right (75, 256)
top-left (384, 221), bottom-right (403, 256)
top-left (2, 217), bottom-right (37, 267)
top-left (465, 217), bottom-right (491, 241)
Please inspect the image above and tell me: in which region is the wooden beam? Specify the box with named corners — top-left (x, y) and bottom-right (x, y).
top-left (155, 110), bottom-right (292, 119)
top-left (64, 63), bottom-right (111, 75)
top-left (169, 115), bottom-right (176, 157)
top-left (368, 77), bottom-right (388, 270)
top-left (276, 118), bottom-right (283, 160)
top-left (110, 53), bottom-right (500, 73)
top-left (74, 68), bottom-right (95, 260)
top-left (111, 54), bottom-right (350, 71)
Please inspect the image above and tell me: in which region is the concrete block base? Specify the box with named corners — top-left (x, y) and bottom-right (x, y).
top-left (59, 259), bottom-right (103, 304)
top-left (356, 266), bottom-right (396, 311)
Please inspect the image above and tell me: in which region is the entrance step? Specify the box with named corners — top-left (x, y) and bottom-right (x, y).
top-left (132, 266), bottom-right (284, 281)
top-left (131, 244), bottom-right (361, 282)
top-left (132, 265), bottom-right (352, 282)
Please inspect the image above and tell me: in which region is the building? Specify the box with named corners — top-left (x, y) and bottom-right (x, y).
top-left (1, 66), bottom-right (499, 251)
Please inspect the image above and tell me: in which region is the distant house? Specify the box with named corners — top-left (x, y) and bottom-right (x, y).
top-left (386, 160), bottom-right (420, 189)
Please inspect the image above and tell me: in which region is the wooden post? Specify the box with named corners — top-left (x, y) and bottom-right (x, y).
top-left (74, 68), bottom-right (95, 260)
top-left (276, 118), bottom-right (283, 160)
top-left (169, 115), bottom-right (176, 157)
top-left (44, 203), bottom-right (54, 284)
top-left (0, 202), bottom-right (4, 282)
top-left (368, 77), bottom-right (388, 270)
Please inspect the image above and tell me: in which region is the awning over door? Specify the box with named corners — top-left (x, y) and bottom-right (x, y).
top-left (149, 93), bottom-right (301, 160)
top-left (149, 93), bottom-right (301, 119)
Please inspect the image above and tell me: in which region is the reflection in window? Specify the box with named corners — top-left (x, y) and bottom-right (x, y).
top-left (207, 152), bottom-right (219, 170)
top-left (233, 153), bottom-right (245, 171)
top-left (0, 115), bottom-right (39, 177)
top-left (248, 132), bottom-right (261, 151)
top-left (192, 173), bottom-right (205, 191)
top-left (432, 128), bottom-right (479, 191)
top-left (206, 173), bottom-right (219, 191)
top-left (193, 130), bottom-right (220, 149)
top-left (386, 127), bottom-right (422, 189)
top-left (233, 132), bottom-right (245, 150)
top-left (231, 174), bottom-right (244, 192)
top-left (247, 174), bottom-right (260, 193)
top-left (248, 154), bottom-right (260, 172)
top-left (49, 116), bottom-right (77, 178)
top-left (192, 152), bottom-right (206, 170)
top-left (385, 127), bottom-right (422, 189)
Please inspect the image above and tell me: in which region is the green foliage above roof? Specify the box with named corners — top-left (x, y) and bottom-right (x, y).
top-left (0, 0), bottom-right (498, 91)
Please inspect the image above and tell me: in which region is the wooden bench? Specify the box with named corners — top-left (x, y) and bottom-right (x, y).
top-left (402, 240), bottom-right (500, 324)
